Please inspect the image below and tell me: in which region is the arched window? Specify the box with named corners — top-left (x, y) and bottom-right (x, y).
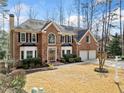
top-left (48, 33), bottom-right (56, 44)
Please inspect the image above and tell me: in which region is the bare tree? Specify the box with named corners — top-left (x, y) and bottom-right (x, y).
top-left (57, 0), bottom-right (65, 25)
top-left (13, 0), bottom-right (22, 26)
top-left (66, 7), bottom-right (72, 26)
top-left (27, 6), bottom-right (38, 19)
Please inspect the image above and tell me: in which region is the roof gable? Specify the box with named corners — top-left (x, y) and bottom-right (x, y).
top-left (79, 30), bottom-right (97, 43)
top-left (41, 22), bottom-right (61, 32)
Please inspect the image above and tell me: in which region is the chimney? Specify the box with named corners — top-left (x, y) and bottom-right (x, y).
top-left (9, 14), bottom-right (14, 30)
top-left (9, 14), bottom-right (14, 59)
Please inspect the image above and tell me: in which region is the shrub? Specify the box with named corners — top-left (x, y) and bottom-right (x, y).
top-left (121, 56), bottom-right (124, 60)
top-left (0, 69), bottom-right (26, 93)
top-left (75, 57), bottom-right (81, 62)
top-left (69, 58), bottom-right (75, 63)
top-left (63, 54), bottom-right (77, 62)
top-left (21, 58), bottom-right (42, 69)
top-left (61, 58), bottom-right (66, 63)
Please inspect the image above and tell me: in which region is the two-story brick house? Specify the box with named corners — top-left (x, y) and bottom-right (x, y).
top-left (9, 14), bottom-right (98, 63)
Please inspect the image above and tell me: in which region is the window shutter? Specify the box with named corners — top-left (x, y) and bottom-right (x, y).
top-left (18, 32), bottom-right (20, 42)
top-left (30, 33), bottom-right (31, 42)
top-left (37, 34), bottom-right (38, 43)
top-left (26, 33), bottom-right (28, 42)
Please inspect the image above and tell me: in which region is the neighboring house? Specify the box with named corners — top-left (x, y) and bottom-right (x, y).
top-left (9, 14), bottom-right (98, 63)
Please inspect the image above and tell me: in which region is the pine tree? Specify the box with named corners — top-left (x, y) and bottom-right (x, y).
top-left (107, 33), bottom-right (122, 56)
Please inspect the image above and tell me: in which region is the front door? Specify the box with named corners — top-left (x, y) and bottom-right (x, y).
top-left (48, 47), bottom-right (56, 62)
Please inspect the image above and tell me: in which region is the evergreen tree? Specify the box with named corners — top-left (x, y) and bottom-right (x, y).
top-left (107, 33), bottom-right (122, 56)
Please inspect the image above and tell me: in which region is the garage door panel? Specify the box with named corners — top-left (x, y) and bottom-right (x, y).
top-left (79, 51), bottom-right (88, 61)
top-left (89, 50), bottom-right (96, 59)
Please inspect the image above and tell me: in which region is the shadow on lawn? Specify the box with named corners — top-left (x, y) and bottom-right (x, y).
top-left (115, 83), bottom-right (124, 93)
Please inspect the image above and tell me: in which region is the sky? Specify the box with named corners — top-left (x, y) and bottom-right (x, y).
top-left (0, 0), bottom-right (124, 35)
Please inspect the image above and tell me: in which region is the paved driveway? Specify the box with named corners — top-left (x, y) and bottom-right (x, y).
top-left (90, 59), bottom-right (124, 69)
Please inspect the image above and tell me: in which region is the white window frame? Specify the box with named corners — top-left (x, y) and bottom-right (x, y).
top-left (20, 47), bottom-right (37, 60)
top-left (61, 35), bottom-right (65, 44)
top-left (31, 33), bottom-right (37, 43)
top-left (48, 33), bottom-right (56, 45)
top-left (20, 32), bottom-right (26, 43)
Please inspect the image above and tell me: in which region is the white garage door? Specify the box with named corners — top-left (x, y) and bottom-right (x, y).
top-left (89, 50), bottom-right (96, 59)
top-left (79, 50), bottom-right (88, 61)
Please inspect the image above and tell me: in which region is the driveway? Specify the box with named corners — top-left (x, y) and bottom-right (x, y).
top-left (90, 59), bottom-right (124, 69)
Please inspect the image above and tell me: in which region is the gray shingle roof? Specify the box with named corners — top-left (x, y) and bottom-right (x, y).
top-left (16, 19), bottom-right (47, 32)
top-left (76, 29), bottom-right (88, 41)
top-left (16, 19), bottom-right (88, 42)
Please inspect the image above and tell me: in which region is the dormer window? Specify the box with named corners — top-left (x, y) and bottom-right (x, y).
top-left (86, 36), bottom-right (90, 43)
top-left (32, 33), bottom-right (37, 43)
top-left (48, 33), bottom-right (56, 44)
top-left (20, 32), bottom-right (26, 43)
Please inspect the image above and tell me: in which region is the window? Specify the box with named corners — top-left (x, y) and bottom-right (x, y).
top-left (27, 51), bottom-right (33, 58)
top-left (61, 35), bottom-right (65, 43)
top-left (65, 35), bottom-right (68, 43)
top-left (21, 51), bottom-right (24, 59)
top-left (68, 36), bottom-right (72, 43)
top-left (20, 33), bottom-right (26, 42)
top-left (86, 36), bottom-right (90, 43)
top-left (48, 33), bottom-right (56, 44)
top-left (62, 50), bottom-right (65, 56)
top-left (67, 50), bottom-right (71, 55)
top-left (35, 50), bottom-right (37, 58)
top-left (32, 33), bottom-right (37, 43)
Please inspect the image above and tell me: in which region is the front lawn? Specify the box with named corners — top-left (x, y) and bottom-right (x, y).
top-left (24, 64), bottom-right (124, 93)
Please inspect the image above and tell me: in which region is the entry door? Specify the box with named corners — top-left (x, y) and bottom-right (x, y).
top-left (48, 48), bottom-right (56, 62)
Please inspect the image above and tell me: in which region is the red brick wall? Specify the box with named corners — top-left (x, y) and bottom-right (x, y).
top-left (40, 24), bottom-right (61, 63)
top-left (78, 31), bottom-right (98, 53)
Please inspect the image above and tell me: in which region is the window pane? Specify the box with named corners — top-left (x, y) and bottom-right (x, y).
top-left (86, 36), bottom-right (90, 43)
top-left (21, 33), bottom-right (26, 42)
top-left (35, 50), bottom-right (37, 58)
top-left (67, 50), bottom-right (70, 54)
top-left (62, 50), bottom-right (65, 56)
top-left (48, 33), bottom-right (55, 44)
top-left (32, 34), bottom-right (36, 42)
top-left (27, 51), bottom-right (33, 59)
top-left (21, 51), bottom-right (24, 59)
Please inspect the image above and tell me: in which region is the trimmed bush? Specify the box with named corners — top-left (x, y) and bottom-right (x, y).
top-left (21, 58), bottom-right (42, 69)
top-left (75, 57), bottom-right (81, 62)
top-left (63, 54), bottom-right (77, 62)
top-left (61, 58), bottom-right (66, 63)
top-left (69, 58), bottom-right (75, 63)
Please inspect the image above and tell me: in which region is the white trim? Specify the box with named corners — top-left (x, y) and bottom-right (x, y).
top-left (20, 32), bottom-right (26, 43)
top-left (48, 32), bottom-right (56, 45)
top-left (79, 31), bottom-right (98, 43)
top-left (61, 46), bottom-right (72, 57)
top-left (42, 22), bottom-right (61, 32)
top-left (20, 47), bottom-right (37, 60)
top-left (47, 46), bottom-right (57, 62)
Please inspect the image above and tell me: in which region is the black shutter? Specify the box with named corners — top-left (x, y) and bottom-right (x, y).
top-left (37, 34), bottom-right (38, 43)
top-left (30, 33), bottom-right (31, 42)
top-left (18, 32), bottom-right (20, 42)
top-left (26, 33), bottom-right (28, 42)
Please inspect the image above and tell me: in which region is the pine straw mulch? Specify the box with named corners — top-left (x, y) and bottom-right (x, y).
top-left (24, 64), bottom-right (124, 93)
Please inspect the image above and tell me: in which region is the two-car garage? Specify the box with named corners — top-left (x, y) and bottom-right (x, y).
top-left (79, 50), bottom-right (96, 61)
